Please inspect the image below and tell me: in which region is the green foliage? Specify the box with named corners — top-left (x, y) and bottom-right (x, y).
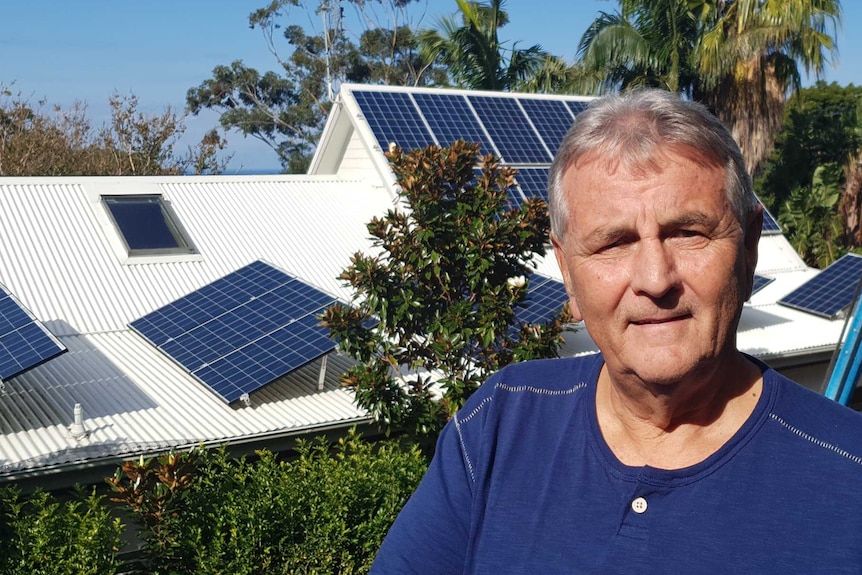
top-left (321, 141), bottom-right (570, 438)
top-left (0, 89), bottom-right (230, 176)
top-left (187, 0), bottom-right (445, 172)
top-left (578, 0), bottom-right (842, 173)
top-left (0, 486), bottom-right (122, 575)
top-left (418, 0), bottom-right (551, 91)
top-left (756, 82), bottom-right (862, 211)
top-left (109, 430), bottom-right (426, 575)
top-left (778, 163), bottom-right (847, 267)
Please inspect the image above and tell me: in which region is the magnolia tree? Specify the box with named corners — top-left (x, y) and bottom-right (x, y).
top-left (321, 141), bottom-right (570, 438)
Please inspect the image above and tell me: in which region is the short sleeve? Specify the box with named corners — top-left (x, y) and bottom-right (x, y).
top-left (371, 413), bottom-right (477, 574)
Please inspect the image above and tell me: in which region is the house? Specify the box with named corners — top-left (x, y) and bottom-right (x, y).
top-left (0, 84), bottom-right (852, 487)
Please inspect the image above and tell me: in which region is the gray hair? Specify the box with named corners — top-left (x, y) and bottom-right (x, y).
top-left (548, 89), bottom-right (757, 241)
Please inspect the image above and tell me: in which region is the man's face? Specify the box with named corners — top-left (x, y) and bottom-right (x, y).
top-left (552, 149), bottom-right (761, 385)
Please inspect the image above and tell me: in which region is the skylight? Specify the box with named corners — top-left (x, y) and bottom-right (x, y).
top-left (103, 195), bottom-right (196, 256)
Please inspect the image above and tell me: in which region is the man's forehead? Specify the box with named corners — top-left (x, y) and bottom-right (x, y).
top-left (568, 145), bottom-right (722, 178)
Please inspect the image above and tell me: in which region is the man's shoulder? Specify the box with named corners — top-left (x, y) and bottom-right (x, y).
top-left (456, 354), bottom-right (602, 420)
top-left (483, 353), bottom-right (602, 396)
top-left (767, 368), bottom-right (862, 459)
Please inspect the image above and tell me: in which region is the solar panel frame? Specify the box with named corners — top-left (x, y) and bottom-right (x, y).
top-left (352, 90), bottom-right (436, 153)
top-left (467, 95), bottom-right (552, 164)
top-left (0, 285), bottom-right (66, 381)
top-left (130, 261), bottom-right (339, 404)
top-left (777, 253), bottom-right (862, 319)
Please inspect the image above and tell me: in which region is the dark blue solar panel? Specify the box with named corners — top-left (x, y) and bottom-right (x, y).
top-left (751, 274), bottom-right (775, 296)
top-left (515, 168), bottom-right (549, 202)
top-left (130, 261), bottom-right (338, 403)
top-left (352, 90), bottom-right (435, 153)
top-left (413, 92), bottom-right (494, 156)
top-left (467, 95), bottom-right (552, 163)
top-left (761, 204), bottom-right (781, 234)
top-left (518, 99), bottom-right (574, 156)
top-left (515, 274), bottom-right (569, 326)
top-left (0, 285), bottom-right (65, 381)
top-left (778, 253), bottom-right (862, 318)
top-left (565, 100), bottom-right (589, 117)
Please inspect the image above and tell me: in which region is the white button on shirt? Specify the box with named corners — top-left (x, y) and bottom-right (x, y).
top-left (631, 497), bottom-right (648, 514)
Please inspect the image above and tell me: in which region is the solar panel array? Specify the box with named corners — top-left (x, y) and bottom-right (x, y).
top-left (778, 253), bottom-right (862, 319)
top-left (130, 261), bottom-right (338, 404)
top-left (350, 87), bottom-right (590, 168)
top-left (0, 284), bottom-right (66, 381)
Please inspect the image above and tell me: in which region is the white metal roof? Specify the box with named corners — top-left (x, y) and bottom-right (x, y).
top-left (0, 174), bottom-right (394, 482)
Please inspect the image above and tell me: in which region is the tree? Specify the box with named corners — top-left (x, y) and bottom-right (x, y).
top-left (321, 141), bottom-right (570, 438)
top-left (697, 0), bottom-right (841, 174)
top-left (577, 0), bottom-right (701, 96)
top-left (755, 82), bottom-right (862, 212)
top-left (186, 0), bottom-right (444, 173)
top-left (417, 0), bottom-right (548, 91)
top-left (0, 89), bottom-right (229, 176)
top-left (778, 163), bottom-right (847, 267)
top-left (577, 0), bottom-right (841, 173)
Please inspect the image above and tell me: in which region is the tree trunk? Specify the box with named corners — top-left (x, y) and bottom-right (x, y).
top-left (841, 153), bottom-right (862, 246)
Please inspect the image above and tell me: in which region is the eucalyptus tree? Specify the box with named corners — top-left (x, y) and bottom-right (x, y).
top-left (187, 0), bottom-right (444, 173)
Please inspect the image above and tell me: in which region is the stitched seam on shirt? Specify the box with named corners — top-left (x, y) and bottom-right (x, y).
top-left (769, 413), bottom-right (862, 466)
top-left (496, 382), bottom-right (587, 395)
top-left (454, 410), bottom-right (479, 483)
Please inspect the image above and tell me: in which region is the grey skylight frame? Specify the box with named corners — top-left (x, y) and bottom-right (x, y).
top-left (101, 194), bottom-right (198, 257)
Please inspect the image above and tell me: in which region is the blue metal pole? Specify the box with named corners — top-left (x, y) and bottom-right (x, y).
top-left (824, 293), bottom-right (862, 404)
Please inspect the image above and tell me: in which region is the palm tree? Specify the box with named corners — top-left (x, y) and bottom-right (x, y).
top-left (697, 0), bottom-right (840, 173)
top-left (577, 0), bottom-right (702, 96)
top-left (578, 0), bottom-right (841, 174)
top-left (418, 0), bottom-right (548, 91)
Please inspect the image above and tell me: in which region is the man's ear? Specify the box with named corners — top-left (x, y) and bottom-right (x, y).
top-left (742, 204), bottom-right (763, 300)
top-left (551, 233), bottom-right (583, 323)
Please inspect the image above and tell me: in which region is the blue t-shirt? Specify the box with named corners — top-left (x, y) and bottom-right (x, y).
top-left (373, 353), bottom-right (862, 574)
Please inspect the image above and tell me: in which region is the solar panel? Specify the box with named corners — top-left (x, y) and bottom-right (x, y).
top-left (518, 99), bottom-right (574, 156)
top-left (130, 261), bottom-right (338, 404)
top-left (413, 92), bottom-right (494, 156)
top-left (515, 168), bottom-right (550, 202)
top-left (515, 274), bottom-right (569, 326)
top-left (352, 90), bottom-right (436, 153)
top-left (751, 274), bottom-right (775, 296)
top-left (761, 203), bottom-right (781, 235)
top-left (0, 284), bottom-right (66, 381)
top-left (778, 253), bottom-right (862, 319)
top-left (565, 100), bottom-right (589, 116)
top-left (467, 95), bottom-right (552, 163)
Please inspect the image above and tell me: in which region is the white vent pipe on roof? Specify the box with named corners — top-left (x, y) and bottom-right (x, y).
top-left (69, 402), bottom-right (87, 440)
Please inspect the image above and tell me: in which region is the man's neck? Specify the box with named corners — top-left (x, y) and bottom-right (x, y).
top-left (595, 353), bottom-right (763, 469)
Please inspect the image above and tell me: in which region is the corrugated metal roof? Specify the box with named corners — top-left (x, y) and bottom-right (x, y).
top-left (0, 175), bottom-right (386, 481)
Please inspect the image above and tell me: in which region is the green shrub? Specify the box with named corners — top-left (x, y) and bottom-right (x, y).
top-left (111, 429), bottom-right (427, 574)
top-left (0, 486), bottom-right (122, 575)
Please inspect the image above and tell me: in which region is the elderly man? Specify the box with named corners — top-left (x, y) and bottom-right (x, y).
top-left (371, 89), bottom-right (862, 573)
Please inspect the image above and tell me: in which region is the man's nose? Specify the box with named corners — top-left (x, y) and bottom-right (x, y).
top-left (629, 239), bottom-right (679, 298)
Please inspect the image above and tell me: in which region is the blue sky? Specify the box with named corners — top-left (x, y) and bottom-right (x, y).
top-left (2, 0), bottom-right (859, 172)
